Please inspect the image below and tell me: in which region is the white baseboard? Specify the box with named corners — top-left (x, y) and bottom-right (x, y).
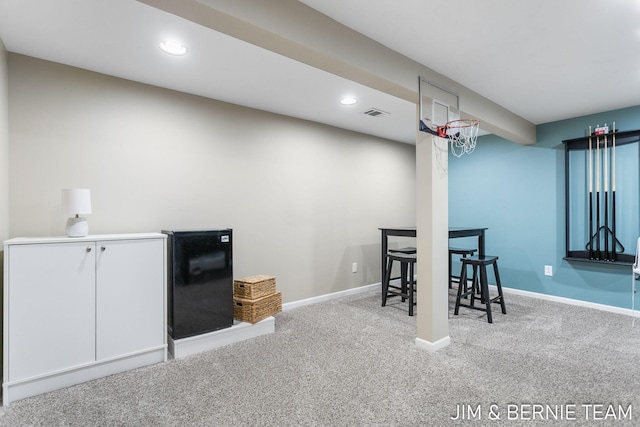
top-left (283, 283), bottom-right (379, 311)
top-left (168, 317), bottom-right (275, 359)
top-left (415, 336), bottom-right (451, 352)
top-left (282, 280), bottom-right (640, 319)
top-left (497, 286), bottom-right (640, 318)
top-left (3, 347), bottom-right (166, 405)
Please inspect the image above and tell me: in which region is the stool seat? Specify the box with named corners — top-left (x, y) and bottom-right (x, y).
top-left (386, 253), bottom-right (416, 263)
top-left (389, 247), bottom-right (417, 254)
top-left (462, 255), bottom-right (498, 264)
top-left (454, 255), bottom-right (506, 323)
top-left (449, 247), bottom-right (476, 255)
top-left (448, 247), bottom-right (477, 288)
top-left (382, 252), bottom-right (417, 316)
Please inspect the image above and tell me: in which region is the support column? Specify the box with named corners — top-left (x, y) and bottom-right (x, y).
top-left (415, 125), bottom-right (450, 351)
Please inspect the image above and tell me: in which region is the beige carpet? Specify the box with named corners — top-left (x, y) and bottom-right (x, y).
top-left (1, 288), bottom-right (639, 426)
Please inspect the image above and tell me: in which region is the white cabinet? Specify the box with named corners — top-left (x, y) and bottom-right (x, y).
top-left (96, 238), bottom-right (165, 361)
top-left (7, 242), bottom-right (96, 381)
top-left (3, 233), bottom-right (167, 405)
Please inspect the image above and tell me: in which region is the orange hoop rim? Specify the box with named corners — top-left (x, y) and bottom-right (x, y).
top-left (436, 119), bottom-right (479, 137)
top-left (444, 118), bottom-right (480, 130)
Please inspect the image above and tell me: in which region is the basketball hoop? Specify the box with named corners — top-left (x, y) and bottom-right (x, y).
top-left (438, 119), bottom-right (480, 157)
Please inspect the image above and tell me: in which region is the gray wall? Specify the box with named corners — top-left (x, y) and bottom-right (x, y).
top-left (7, 54), bottom-right (416, 303)
top-left (1, 38), bottom-right (8, 355)
top-left (0, 39), bottom-right (8, 242)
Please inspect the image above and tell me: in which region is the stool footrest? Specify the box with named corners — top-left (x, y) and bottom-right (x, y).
top-left (386, 290), bottom-right (407, 298)
top-left (456, 296), bottom-right (503, 309)
top-left (385, 289), bottom-right (416, 304)
top-left (456, 302), bottom-right (490, 312)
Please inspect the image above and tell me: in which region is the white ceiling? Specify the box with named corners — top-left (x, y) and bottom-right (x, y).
top-left (301, 0), bottom-right (640, 125)
top-left (0, 0), bottom-right (638, 145)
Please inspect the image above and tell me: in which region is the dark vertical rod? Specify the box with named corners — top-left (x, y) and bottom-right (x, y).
top-left (596, 135), bottom-right (601, 259)
top-left (612, 122), bottom-right (617, 261)
top-left (604, 133), bottom-right (609, 260)
top-left (565, 141), bottom-right (571, 260)
top-left (588, 127), bottom-right (594, 259)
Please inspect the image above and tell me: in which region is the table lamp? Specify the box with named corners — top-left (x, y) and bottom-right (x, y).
top-left (62, 188), bottom-right (92, 237)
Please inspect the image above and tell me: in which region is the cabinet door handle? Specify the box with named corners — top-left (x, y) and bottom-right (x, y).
top-left (86, 246), bottom-right (92, 252)
top-left (101, 246), bottom-right (106, 251)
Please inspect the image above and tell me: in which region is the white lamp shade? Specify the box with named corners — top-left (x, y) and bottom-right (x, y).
top-left (62, 189), bottom-right (92, 216)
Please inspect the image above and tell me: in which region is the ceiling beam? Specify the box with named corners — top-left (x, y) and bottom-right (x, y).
top-left (138, 0), bottom-right (536, 145)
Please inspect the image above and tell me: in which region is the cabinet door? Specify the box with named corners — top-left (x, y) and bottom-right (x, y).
top-left (95, 238), bottom-right (164, 360)
top-left (8, 242), bottom-right (96, 381)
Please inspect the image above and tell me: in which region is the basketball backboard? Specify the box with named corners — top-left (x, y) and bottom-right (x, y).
top-left (419, 78), bottom-right (460, 131)
top-left (418, 77), bottom-right (479, 157)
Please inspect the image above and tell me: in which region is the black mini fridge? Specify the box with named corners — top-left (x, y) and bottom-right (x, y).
top-left (163, 229), bottom-right (233, 340)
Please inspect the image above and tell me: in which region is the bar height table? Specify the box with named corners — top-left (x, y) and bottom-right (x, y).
top-left (379, 226), bottom-right (488, 287)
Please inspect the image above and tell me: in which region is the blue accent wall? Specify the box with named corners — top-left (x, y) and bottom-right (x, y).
top-left (449, 105), bottom-right (640, 309)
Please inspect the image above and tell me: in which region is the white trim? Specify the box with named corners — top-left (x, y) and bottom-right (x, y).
top-left (168, 318), bottom-right (275, 359)
top-left (282, 283), bottom-right (379, 311)
top-left (3, 347), bottom-right (165, 405)
top-left (495, 286), bottom-right (640, 318)
top-left (415, 336), bottom-right (451, 352)
top-left (282, 281), bottom-right (640, 318)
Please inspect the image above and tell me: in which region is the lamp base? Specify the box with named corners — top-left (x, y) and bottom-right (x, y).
top-left (66, 216), bottom-right (89, 237)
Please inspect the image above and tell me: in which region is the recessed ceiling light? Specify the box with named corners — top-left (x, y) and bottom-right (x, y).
top-left (159, 40), bottom-right (188, 56)
top-left (340, 97), bottom-right (357, 105)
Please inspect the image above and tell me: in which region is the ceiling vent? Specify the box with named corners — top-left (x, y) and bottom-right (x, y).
top-left (363, 108), bottom-right (389, 117)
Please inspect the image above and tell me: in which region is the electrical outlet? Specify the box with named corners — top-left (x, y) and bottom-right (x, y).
top-left (544, 265), bottom-right (553, 277)
top-left (352, 262), bottom-right (358, 273)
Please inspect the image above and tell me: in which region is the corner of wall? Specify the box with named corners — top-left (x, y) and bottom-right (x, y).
top-left (0, 35), bottom-right (6, 375)
top-left (0, 37), bottom-right (8, 242)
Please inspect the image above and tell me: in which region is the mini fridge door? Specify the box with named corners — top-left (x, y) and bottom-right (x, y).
top-left (164, 229), bottom-right (233, 339)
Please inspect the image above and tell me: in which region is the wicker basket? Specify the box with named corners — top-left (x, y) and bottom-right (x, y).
top-left (233, 291), bottom-right (282, 324)
top-left (233, 275), bottom-right (276, 299)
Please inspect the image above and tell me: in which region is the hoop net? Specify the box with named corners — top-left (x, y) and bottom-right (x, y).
top-left (438, 119), bottom-right (480, 157)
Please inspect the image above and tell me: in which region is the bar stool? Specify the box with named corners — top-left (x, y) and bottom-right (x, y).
top-left (448, 247), bottom-right (476, 288)
top-left (388, 247), bottom-right (416, 302)
top-left (454, 255), bottom-right (506, 323)
top-left (382, 252), bottom-right (417, 316)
